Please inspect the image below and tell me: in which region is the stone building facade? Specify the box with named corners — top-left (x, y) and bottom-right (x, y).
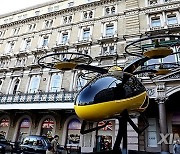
top-left (0, 0), bottom-right (179, 153)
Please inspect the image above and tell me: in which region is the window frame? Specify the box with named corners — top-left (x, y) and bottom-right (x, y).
top-left (167, 14), bottom-right (178, 25)
top-left (49, 74), bottom-right (62, 92)
top-left (105, 24), bottom-right (114, 37)
top-left (5, 41), bottom-right (15, 54)
top-left (28, 76), bottom-right (40, 93)
top-left (104, 5), bottom-right (116, 16)
top-left (151, 16), bottom-right (161, 28)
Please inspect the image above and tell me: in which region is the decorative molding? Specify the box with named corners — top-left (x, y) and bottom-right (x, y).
top-left (146, 87), bottom-right (156, 98)
top-left (154, 70), bottom-right (180, 81)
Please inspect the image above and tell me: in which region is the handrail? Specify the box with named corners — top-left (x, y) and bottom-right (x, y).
top-left (0, 91), bottom-right (77, 104)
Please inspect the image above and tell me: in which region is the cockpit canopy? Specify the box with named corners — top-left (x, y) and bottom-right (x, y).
top-left (75, 72), bottom-right (146, 106)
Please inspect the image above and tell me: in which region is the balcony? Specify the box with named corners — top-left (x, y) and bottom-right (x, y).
top-left (149, 26), bottom-right (165, 31)
top-left (53, 41), bottom-right (69, 50)
top-left (0, 91), bottom-right (77, 110)
top-left (167, 23), bottom-right (180, 29)
top-left (98, 33), bottom-right (118, 43)
top-left (32, 46), bottom-right (49, 54)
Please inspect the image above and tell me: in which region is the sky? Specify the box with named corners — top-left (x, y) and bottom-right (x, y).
top-left (0, 0), bottom-right (52, 15)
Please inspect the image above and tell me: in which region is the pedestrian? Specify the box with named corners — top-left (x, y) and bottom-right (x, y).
top-left (51, 135), bottom-right (59, 154)
top-left (173, 139), bottom-right (180, 154)
top-left (46, 145), bottom-right (54, 154)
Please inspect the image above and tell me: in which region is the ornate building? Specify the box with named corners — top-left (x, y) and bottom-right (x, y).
top-left (0, 0), bottom-right (179, 153)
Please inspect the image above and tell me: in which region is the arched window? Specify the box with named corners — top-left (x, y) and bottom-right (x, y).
top-left (66, 119), bottom-right (81, 146)
top-left (0, 79), bottom-right (2, 91)
top-left (76, 76), bottom-right (87, 91)
top-left (28, 76), bottom-right (40, 93)
top-left (12, 79), bottom-right (20, 94)
top-left (41, 118), bottom-right (54, 139)
top-left (50, 74), bottom-right (61, 92)
top-left (0, 118), bottom-right (9, 137)
top-left (16, 118), bottom-right (30, 142)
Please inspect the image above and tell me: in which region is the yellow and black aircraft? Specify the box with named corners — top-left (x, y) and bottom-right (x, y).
top-left (74, 57), bottom-right (150, 122)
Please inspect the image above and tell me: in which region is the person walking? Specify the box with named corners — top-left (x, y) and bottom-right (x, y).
top-left (51, 135), bottom-right (59, 154)
top-left (46, 145), bottom-right (54, 154)
top-left (173, 140), bottom-right (180, 154)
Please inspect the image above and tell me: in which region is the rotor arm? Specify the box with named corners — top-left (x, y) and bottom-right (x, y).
top-left (76, 64), bottom-right (108, 74)
top-left (133, 69), bottom-right (158, 75)
top-left (123, 57), bottom-right (150, 73)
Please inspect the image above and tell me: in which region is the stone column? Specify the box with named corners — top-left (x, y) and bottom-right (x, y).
top-left (156, 83), bottom-right (169, 154)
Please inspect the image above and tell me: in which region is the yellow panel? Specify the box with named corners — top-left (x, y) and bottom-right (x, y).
top-left (143, 47), bottom-right (173, 59)
top-left (54, 62), bottom-right (77, 70)
top-left (74, 91), bottom-right (147, 121)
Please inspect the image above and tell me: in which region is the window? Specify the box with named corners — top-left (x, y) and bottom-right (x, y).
top-left (148, 0), bottom-right (158, 5)
top-left (0, 79), bottom-right (3, 91)
top-left (44, 20), bottom-right (53, 29)
top-left (35, 10), bottom-right (40, 16)
top-left (66, 119), bottom-right (81, 146)
top-left (28, 76), bottom-right (40, 93)
top-left (97, 121), bottom-right (113, 151)
top-left (86, 0), bottom-right (94, 2)
top-left (151, 17), bottom-right (161, 27)
top-left (17, 118), bottom-right (30, 142)
top-left (16, 58), bottom-right (26, 67)
top-left (82, 28), bottom-right (90, 41)
top-left (42, 37), bottom-right (49, 47)
top-left (61, 33), bottom-right (68, 44)
top-left (68, 1), bottom-right (74, 7)
top-left (164, 0), bottom-right (172, 2)
top-left (0, 60), bottom-right (9, 68)
top-left (147, 118), bottom-right (158, 147)
top-left (48, 7), bottom-right (53, 13)
top-left (41, 118), bottom-right (54, 138)
top-left (50, 74), bottom-right (61, 92)
top-left (83, 11), bottom-right (93, 20)
top-left (105, 24), bottom-right (114, 36)
top-left (78, 48), bottom-right (90, 55)
top-left (167, 14), bottom-right (177, 25)
top-left (18, 15), bottom-right (22, 19)
top-left (145, 59), bottom-right (160, 70)
top-left (12, 79), bottom-right (20, 94)
top-left (27, 23), bottom-right (36, 32)
top-left (21, 38), bottom-right (31, 51)
top-left (63, 15), bottom-right (73, 24)
top-left (12, 27), bottom-right (20, 35)
top-left (4, 19), bottom-right (8, 24)
top-left (23, 14), bottom-right (27, 19)
top-left (102, 45), bottom-right (115, 55)
top-left (76, 76), bottom-right (87, 91)
top-left (32, 55), bottom-right (42, 65)
top-left (54, 6), bottom-right (59, 11)
top-left (0, 30), bottom-right (6, 38)
top-left (40, 36), bottom-right (49, 47)
top-left (0, 118), bottom-right (9, 138)
top-left (105, 6), bottom-right (116, 15)
top-left (5, 41), bottom-right (15, 53)
top-left (9, 18), bottom-right (13, 22)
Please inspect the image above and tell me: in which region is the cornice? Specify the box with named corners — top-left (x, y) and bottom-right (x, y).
top-left (152, 68), bottom-right (180, 82)
top-left (140, 0), bottom-right (180, 11)
top-left (0, 0), bottom-right (65, 18)
top-left (0, 0), bottom-right (119, 28)
top-left (140, 2), bottom-right (180, 15)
